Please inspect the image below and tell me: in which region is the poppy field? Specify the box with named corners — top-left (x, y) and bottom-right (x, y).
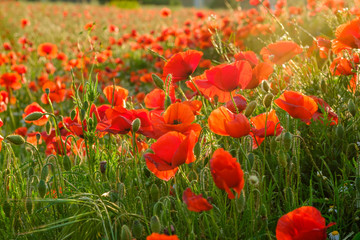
top-left (1, 0), bottom-right (360, 239)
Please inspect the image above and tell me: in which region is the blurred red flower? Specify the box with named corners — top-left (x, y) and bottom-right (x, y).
top-left (182, 188), bottom-right (213, 212)
top-left (276, 206), bottom-right (336, 240)
top-left (260, 41), bottom-right (302, 65)
top-left (147, 233), bottom-right (179, 240)
top-left (210, 148), bottom-right (244, 199)
top-left (37, 43), bottom-right (58, 59)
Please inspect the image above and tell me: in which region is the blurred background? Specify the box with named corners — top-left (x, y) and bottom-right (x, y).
top-left (11, 0), bottom-right (270, 9)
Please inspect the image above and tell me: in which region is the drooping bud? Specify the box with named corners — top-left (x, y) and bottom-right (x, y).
top-left (6, 135), bottom-right (25, 145)
top-left (261, 80), bottom-right (270, 93)
top-left (282, 132), bottom-right (292, 151)
top-left (25, 112), bottom-right (44, 121)
top-left (348, 99), bottom-right (357, 117)
top-left (70, 109), bottom-right (76, 121)
top-left (132, 220), bottom-right (144, 239)
top-left (46, 121), bottom-right (52, 135)
top-left (150, 183), bottom-right (160, 202)
top-left (100, 161), bottom-right (107, 174)
top-left (38, 179), bottom-right (46, 198)
top-left (63, 155), bottom-right (72, 171)
top-left (150, 215), bottom-right (161, 233)
top-left (120, 225), bottom-right (132, 240)
top-left (244, 101), bottom-right (257, 117)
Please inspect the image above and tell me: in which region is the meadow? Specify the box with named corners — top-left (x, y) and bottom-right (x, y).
top-left (0, 0), bottom-right (359, 239)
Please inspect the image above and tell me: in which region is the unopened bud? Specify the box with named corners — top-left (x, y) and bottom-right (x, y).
top-left (261, 80), bottom-right (270, 92)
top-left (120, 225), bottom-right (132, 240)
top-left (25, 112), bottom-right (43, 121)
top-left (348, 99), bottom-right (357, 117)
top-left (63, 155), bottom-right (72, 171)
top-left (6, 135), bottom-right (25, 145)
top-left (152, 74), bottom-right (164, 90)
top-left (282, 132), bottom-right (292, 151)
top-left (244, 101), bottom-right (257, 117)
top-left (277, 152), bottom-right (288, 168)
top-left (150, 183), bottom-right (160, 202)
top-left (38, 179), bottom-right (46, 198)
top-left (132, 118), bottom-right (141, 133)
top-left (263, 93), bottom-right (273, 108)
top-left (150, 215), bottom-right (161, 233)
top-left (132, 220), bottom-right (144, 239)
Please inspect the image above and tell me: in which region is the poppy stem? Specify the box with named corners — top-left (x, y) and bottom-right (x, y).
top-left (230, 92), bottom-right (239, 114)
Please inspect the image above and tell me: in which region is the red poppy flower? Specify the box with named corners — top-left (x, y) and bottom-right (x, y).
top-left (234, 51), bottom-right (259, 67)
top-left (182, 188), bottom-right (213, 212)
top-left (103, 85), bottom-right (129, 107)
top-left (144, 88), bottom-right (165, 110)
top-left (274, 91), bottom-right (318, 123)
top-left (23, 102), bottom-right (49, 126)
top-left (208, 106), bottom-right (250, 138)
top-left (37, 43), bottom-right (58, 59)
top-left (251, 110), bottom-right (283, 148)
top-left (330, 57), bottom-right (354, 76)
top-left (160, 7), bottom-right (171, 17)
top-left (276, 206), bottom-right (336, 240)
top-left (144, 130), bottom-right (197, 181)
top-left (188, 74), bottom-right (234, 103)
top-left (205, 60), bottom-right (252, 92)
top-left (260, 41), bottom-right (302, 65)
top-left (210, 148), bottom-right (244, 199)
top-left (332, 17), bottom-right (360, 55)
top-left (147, 233), bottom-right (179, 240)
top-left (245, 62), bottom-right (273, 89)
top-left (150, 102), bottom-right (202, 139)
top-left (310, 96), bottom-right (338, 125)
top-left (0, 72), bottom-right (22, 90)
top-left (163, 50), bottom-right (203, 82)
top-left (41, 80), bottom-right (67, 104)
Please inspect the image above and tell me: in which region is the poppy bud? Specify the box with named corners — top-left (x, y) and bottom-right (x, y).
top-left (270, 137), bottom-right (277, 154)
top-left (120, 225), bottom-right (132, 240)
top-left (249, 175), bottom-right (259, 186)
top-left (132, 220), bottom-right (144, 239)
top-left (263, 93), bottom-right (273, 108)
top-left (70, 109), bottom-right (76, 121)
top-left (132, 118), bottom-right (141, 133)
top-left (28, 167), bottom-right (34, 177)
top-left (153, 202), bottom-right (162, 217)
top-left (24, 112), bottom-right (44, 121)
top-left (152, 74), bottom-right (164, 90)
top-left (282, 132), bottom-right (292, 151)
top-left (164, 95), bottom-right (171, 110)
top-left (41, 165), bottom-right (49, 180)
top-left (46, 121), bottom-right (52, 135)
top-left (63, 155), bottom-right (72, 171)
top-left (260, 204), bottom-right (267, 218)
top-left (45, 88), bottom-right (50, 95)
top-left (245, 101), bottom-right (257, 117)
top-left (38, 179), bottom-right (46, 198)
top-left (235, 192), bottom-right (246, 213)
top-left (150, 183), bottom-right (160, 202)
top-left (150, 215), bottom-right (161, 233)
top-left (247, 152), bottom-right (255, 169)
top-left (6, 135), bottom-right (25, 145)
top-left (118, 182), bottom-right (126, 199)
top-left (320, 79), bottom-right (327, 93)
top-left (277, 152), bottom-right (288, 168)
top-left (83, 101), bottom-right (89, 111)
top-left (2, 201), bottom-right (11, 218)
top-left (80, 109), bottom-right (86, 120)
top-left (336, 124), bottom-right (345, 139)
top-left (194, 141), bottom-right (201, 159)
top-left (25, 197), bottom-right (33, 214)
top-left (100, 161), bottom-right (107, 174)
top-left (261, 80), bottom-right (270, 93)
top-left (348, 99), bottom-right (357, 117)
